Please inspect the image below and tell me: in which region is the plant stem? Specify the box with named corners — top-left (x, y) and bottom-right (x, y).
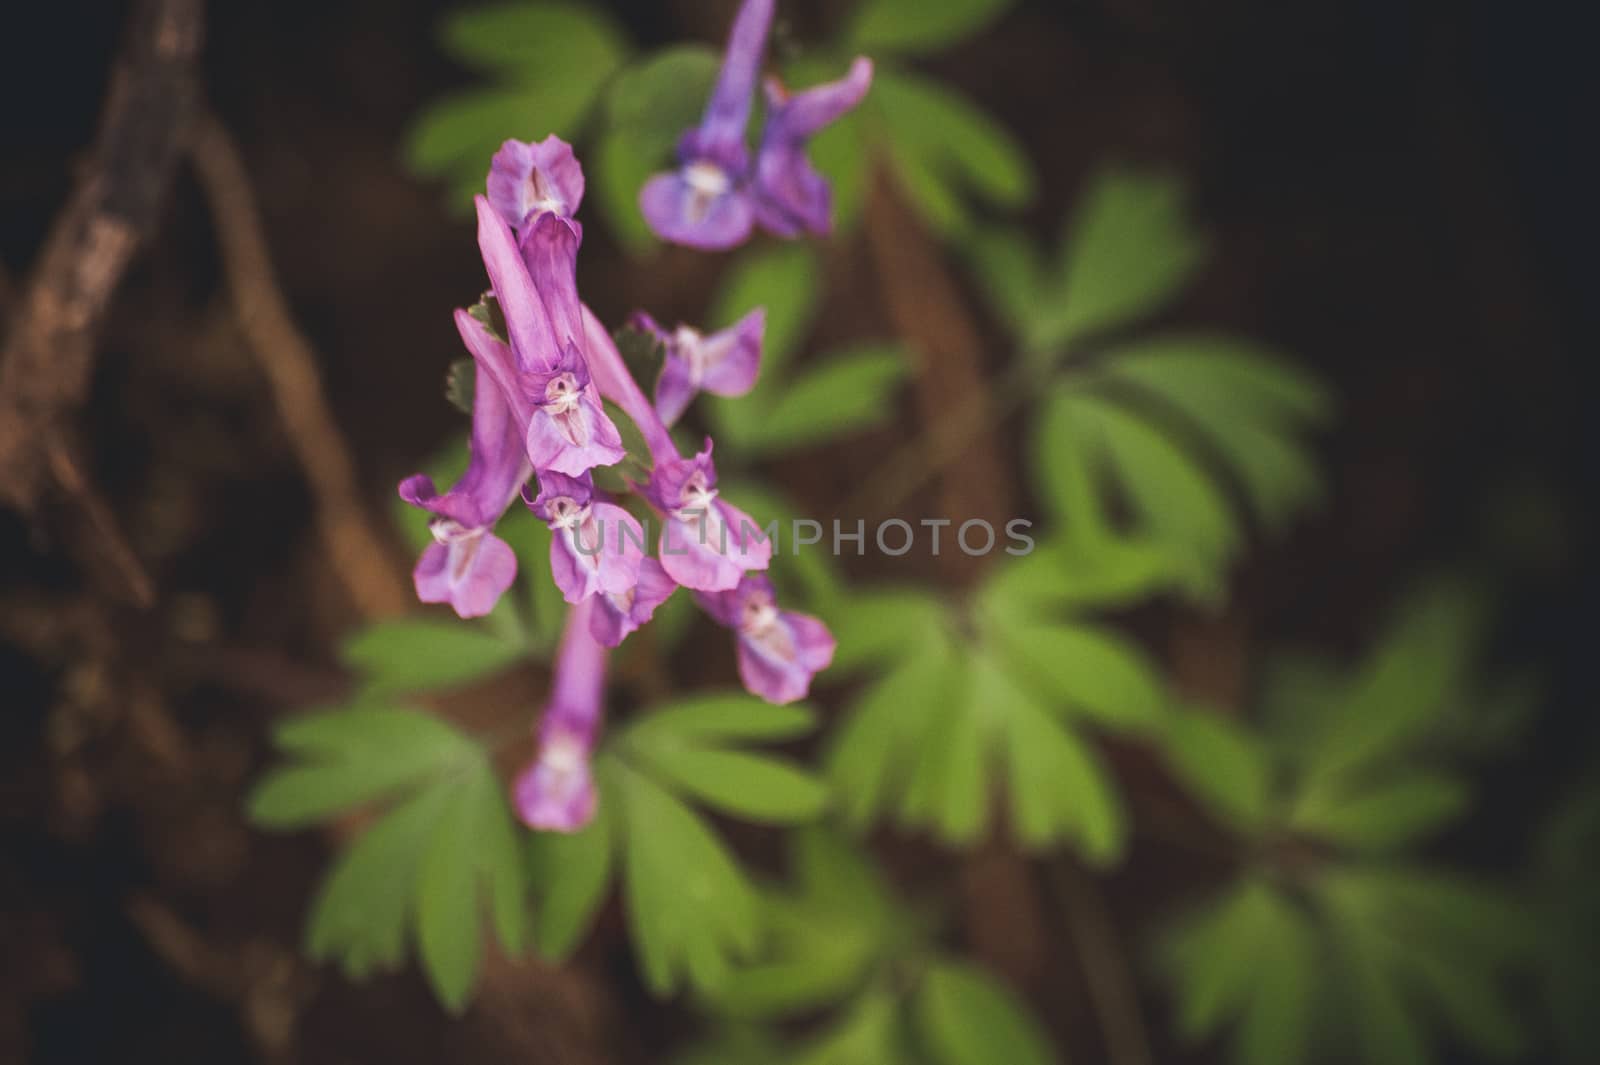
top-left (1051, 858), bottom-right (1154, 1065)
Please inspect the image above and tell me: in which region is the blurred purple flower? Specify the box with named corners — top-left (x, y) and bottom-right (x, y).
top-left (590, 557), bottom-right (678, 648)
top-left (633, 308), bottom-right (765, 427)
top-left (514, 599), bottom-right (605, 831)
top-left (487, 135), bottom-right (584, 230)
top-left (645, 440), bottom-right (771, 591)
top-left (698, 574), bottom-right (835, 704)
top-left (751, 58), bottom-right (874, 238)
top-left (638, 0), bottom-right (772, 249)
top-left (527, 470), bottom-right (644, 604)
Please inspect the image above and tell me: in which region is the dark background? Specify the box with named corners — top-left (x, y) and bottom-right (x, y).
top-left (1, 0), bottom-right (1592, 1061)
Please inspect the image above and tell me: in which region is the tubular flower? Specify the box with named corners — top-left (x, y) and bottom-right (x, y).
top-left (698, 574), bottom-right (836, 704)
top-left (646, 440), bottom-right (772, 591)
top-left (475, 195), bottom-right (624, 475)
top-left (486, 135), bottom-right (584, 230)
top-left (633, 308), bottom-right (765, 427)
top-left (398, 355), bottom-right (528, 619)
top-left (527, 470), bottom-right (644, 604)
top-left (750, 57), bottom-right (875, 238)
top-left (523, 340), bottom-right (626, 476)
top-left (514, 599), bottom-right (605, 831)
top-left (638, 0), bottom-right (772, 249)
top-left (590, 558), bottom-right (678, 648)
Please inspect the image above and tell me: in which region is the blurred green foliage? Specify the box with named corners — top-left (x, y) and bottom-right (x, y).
top-left (238, 4), bottom-right (1586, 1064)
top-left (1155, 578), bottom-right (1539, 1065)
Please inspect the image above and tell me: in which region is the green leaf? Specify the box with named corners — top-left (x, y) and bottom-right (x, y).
top-left (271, 703), bottom-right (475, 759)
top-left (249, 707), bottom-right (481, 828)
top-left (1327, 919), bottom-right (1432, 1065)
top-left (802, 103), bottom-right (868, 233)
top-left (915, 959), bottom-right (1057, 1065)
top-left (341, 618), bottom-right (523, 693)
top-left (444, 358), bottom-right (475, 414)
top-left (1105, 336), bottom-right (1332, 428)
top-left (709, 243), bottom-right (821, 382)
top-left (1388, 940), bottom-right (1526, 1059)
top-left (828, 642), bottom-right (962, 829)
top-left (405, 3), bottom-right (628, 205)
top-left (620, 695), bottom-right (825, 825)
top-left (594, 45), bottom-right (721, 251)
top-left (468, 764), bottom-right (528, 956)
top-left (1000, 676), bottom-right (1125, 860)
top-left (1164, 880), bottom-right (1320, 1065)
top-left (528, 780), bottom-right (615, 962)
top-left (979, 536), bottom-right (1176, 614)
top-left (405, 88), bottom-right (545, 179)
top-left (847, 0), bottom-right (1015, 54)
top-left (1161, 880), bottom-right (1285, 1041)
top-left (1291, 770), bottom-right (1470, 852)
top-left (873, 70), bottom-right (1035, 235)
top-left (736, 344), bottom-right (907, 453)
top-left (790, 989), bottom-right (908, 1065)
top-left (623, 693), bottom-right (817, 748)
top-left (1304, 578), bottom-right (1490, 783)
top-left (632, 747), bottom-right (828, 825)
top-left (906, 653), bottom-right (990, 845)
top-left (703, 829), bottom-right (900, 1020)
top-left (966, 226), bottom-right (1046, 338)
top-left (1042, 387), bottom-right (1239, 597)
top-left (827, 587), bottom-right (949, 675)
top-left (617, 762), bottom-right (760, 995)
top-left (1160, 707), bottom-right (1272, 833)
top-left (1100, 336), bottom-right (1333, 531)
top-left (440, 2), bottom-right (628, 78)
top-left (415, 773), bottom-right (487, 1013)
top-left (1231, 893), bottom-right (1319, 1065)
top-left (305, 783), bottom-right (449, 977)
top-left (1033, 385), bottom-right (1107, 537)
top-left (985, 614), bottom-right (1167, 733)
top-left (1339, 867), bottom-right (1538, 960)
top-left (1035, 167), bottom-right (1206, 348)
top-left (593, 127), bottom-right (662, 252)
top-left (606, 45), bottom-right (720, 142)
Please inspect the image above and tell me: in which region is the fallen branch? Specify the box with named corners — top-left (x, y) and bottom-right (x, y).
top-left (187, 111), bottom-right (410, 620)
top-left (0, 0), bottom-right (203, 509)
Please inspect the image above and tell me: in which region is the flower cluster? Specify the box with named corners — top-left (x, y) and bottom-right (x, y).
top-left (640, 0), bottom-right (873, 250)
top-left (399, 0), bottom-right (864, 832)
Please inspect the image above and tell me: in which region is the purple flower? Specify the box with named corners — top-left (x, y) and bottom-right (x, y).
top-left (590, 558), bottom-right (678, 648)
top-left (634, 308), bottom-right (765, 427)
top-left (486, 135), bottom-right (584, 230)
top-left (527, 471), bottom-right (645, 604)
top-left (750, 58), bottom-right (874, 238)
top-left (398, 353), bottom-right (529, 619)
top-left (524, 341), bottom-right (627, 476)
top-left (646, 440), bottom-right (771, 591)
top-left (698, 575), bottom-right (835, 704)
top-left (514, 599), bottom-right (605, 831)
top-left (639, 0), bottom-right (773, 249)
top-left (475, 197), bottom-right (625, 475)
top-left (477, 194), bottom-right (569, 373)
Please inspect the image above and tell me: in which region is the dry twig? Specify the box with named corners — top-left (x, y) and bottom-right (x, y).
top-left (1053, 859), bottom-right (1154, 1065)
top-left (0, 0), bottom-right (203, 509)
top-left (187, 111), bottom-right (410, 620)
